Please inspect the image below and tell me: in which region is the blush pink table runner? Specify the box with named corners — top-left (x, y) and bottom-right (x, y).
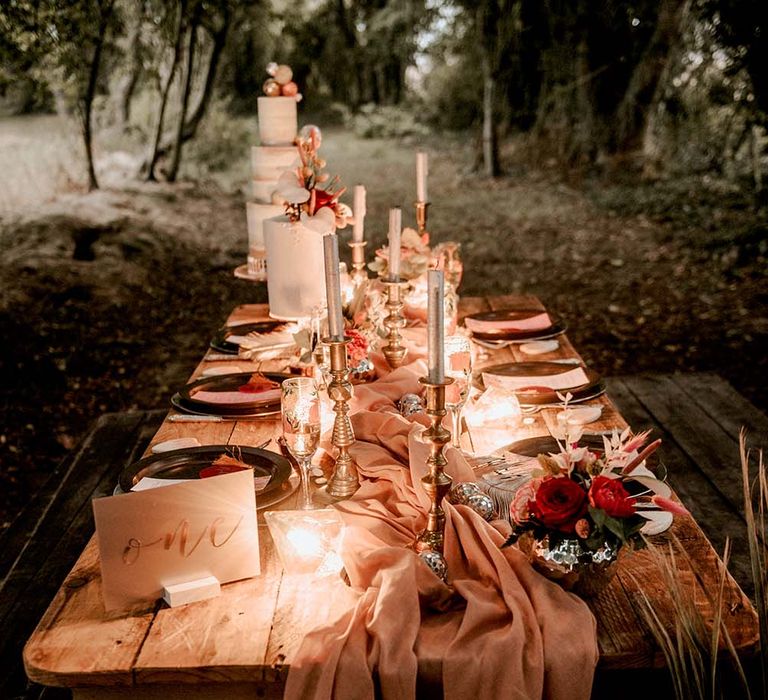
top-left (285, 361), bottom-right (598, 700)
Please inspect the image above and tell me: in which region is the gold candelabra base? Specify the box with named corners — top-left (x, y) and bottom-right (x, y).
top-left (381, 279), bottom-right (409, 369)
top-left (324, 337), bottom-right (361, 499)
top-left (414, 376), bottom-right (454, 554)
top-left (348, 240), bottom-right (368, 283)
top-left (415, 201), bottom-right (430, 239)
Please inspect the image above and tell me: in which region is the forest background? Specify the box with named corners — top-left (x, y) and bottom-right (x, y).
top-left (0, 0), bottom-right (766, 529)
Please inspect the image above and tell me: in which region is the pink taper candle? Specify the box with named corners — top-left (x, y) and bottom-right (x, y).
top-left (352, 185), bottom-right (366, 243)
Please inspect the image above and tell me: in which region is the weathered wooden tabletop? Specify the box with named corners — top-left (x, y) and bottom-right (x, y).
top-left (23, 295), bottom-right (759, 699)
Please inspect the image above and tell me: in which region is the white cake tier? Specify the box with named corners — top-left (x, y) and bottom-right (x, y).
top-left (252, 179), bottom-right (280, 204)
top-left (264, 216), bottom-right (332, 320)
top-left (250, 145), bottom-right (297, 180)
top-left (257, 96), bottom-right (297, 146)
top-left (246, 202), bottom-right (284, 248)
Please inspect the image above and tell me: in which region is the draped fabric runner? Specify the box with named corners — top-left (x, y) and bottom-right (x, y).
top-left (284, 360), bottom-right (599, 700)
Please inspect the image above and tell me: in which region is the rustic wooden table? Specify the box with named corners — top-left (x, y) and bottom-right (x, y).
top-left (23, 296), bottom-right (759, 699)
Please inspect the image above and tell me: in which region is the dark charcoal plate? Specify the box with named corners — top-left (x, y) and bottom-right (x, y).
top-left (176, 371), bottom-right (291, 417)
top-left (477, 362), bottom-right (605, 406)
top-left (210, 321), bottom-right (288, 355)
top-left (466, 309), bottom-right (567, 342)
top-left (119, 445), bottom-right (292, 503)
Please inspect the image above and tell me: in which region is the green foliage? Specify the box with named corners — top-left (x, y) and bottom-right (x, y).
top-left (347, 102), bottom-right (430, 139)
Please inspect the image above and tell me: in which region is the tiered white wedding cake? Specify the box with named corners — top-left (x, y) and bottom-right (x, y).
top-left (244, 72), bottom-right (300, 279)
top-left (244, 63), bottom-right (348, 320)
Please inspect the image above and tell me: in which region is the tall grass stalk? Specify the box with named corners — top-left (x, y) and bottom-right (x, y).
top-left (631, 534), bottom-right (751, 699)
top-left (740, 431), bottom-right (767, 697)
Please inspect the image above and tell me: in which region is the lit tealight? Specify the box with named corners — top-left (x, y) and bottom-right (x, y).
top-left (463, 387), bottom-right (523, 454)
top-left (264, 509), bottom-right (344, 576)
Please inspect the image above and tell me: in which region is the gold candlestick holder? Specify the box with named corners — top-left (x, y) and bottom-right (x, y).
top-left (381, 279), bottom-right (409, 369)
top-left (348, 240), bottom-right (368, 283)
top-left (414, 375), bottom-right (454, 554)
top-left (324, 337), bottom-right (361, 498)
top-left (415, 201), bottom-right (430, 238)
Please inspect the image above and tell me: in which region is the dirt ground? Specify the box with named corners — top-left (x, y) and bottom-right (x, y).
top-left (0, 117), bottom-right (766, 530)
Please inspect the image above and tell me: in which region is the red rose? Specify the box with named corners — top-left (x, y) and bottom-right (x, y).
top-left (589, 475), bottom-right (636, 518)
top-left (530, 477), bottom-right (588, 533)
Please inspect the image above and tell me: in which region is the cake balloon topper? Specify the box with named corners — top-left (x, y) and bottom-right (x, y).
top-left (263, 63), bottom-right (300, 101)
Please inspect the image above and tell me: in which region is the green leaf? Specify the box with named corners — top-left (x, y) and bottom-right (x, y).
top-left (589, 505), bottom-right (606, 528)
top-left (603, 514), bottom-right (626, 544)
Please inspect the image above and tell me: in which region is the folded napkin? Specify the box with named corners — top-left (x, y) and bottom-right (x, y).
top-left (285, 368), bottom-right (598, 700)
top-left (228, 328), bottom-right (296, 352)
top-left (465, 311), bottom-right (551, 334)
top-left (190, 388), bottom-right (282, 404)
top-left (483, 366), bottom-right (589, 392)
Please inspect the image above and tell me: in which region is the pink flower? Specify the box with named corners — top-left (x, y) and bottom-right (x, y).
top-left (651, 495), bottom-right (689, 516)
top-left (509, 478), bottom-right (540, 525)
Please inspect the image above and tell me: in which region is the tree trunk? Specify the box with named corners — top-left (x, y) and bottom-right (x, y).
top-left (145, 0), bottom-right (186, 182)
top-left (138, 15), bottom-right (229, 172)
top-left (614, 0), bottom-right (688, 151)
top-left (335, 0), bottom-right (360, 107)
top-left (481, 52), bottom-right (500, 177)
top-left (179, 12), bottom-right (229, 142)
top-left (116, 12), bottom-right (143, 126)
top-left (80, 1), bottom-right (114, 191)
top-left (166, 17), bottom-right (199, 182)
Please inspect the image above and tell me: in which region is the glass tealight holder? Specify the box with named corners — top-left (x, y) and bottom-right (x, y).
top-left (264, 509), bottom-right (344, 576)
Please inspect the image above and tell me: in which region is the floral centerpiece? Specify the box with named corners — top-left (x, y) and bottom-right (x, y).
top-left (276, 125), bottom-right (352, 230)
top-left (368, 227), bottom-right (431, 281)
top-left (504, 417), bottom-right (687, 596)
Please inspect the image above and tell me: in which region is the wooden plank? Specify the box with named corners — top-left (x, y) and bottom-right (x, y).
top-left (1, 413), bottom-right (153, 626)
top-left (590, 576), bottom-right (654, 669)
top-left (616, 515), bottom-right (759, 666)
top-left (619, 374), bottom-right (747, 517)
top-left (134, 531), bottom-right (284, 685)
top-left (607, 377), bottom-right (754, 595)
top-left (24, 538), bottom-right (156, 688)
top-left (671, 373), bottom-right (768, 451)
top-left (264, 565), bottom-right (357, 677)
top-left (2, 412), bottom-right (164, 700)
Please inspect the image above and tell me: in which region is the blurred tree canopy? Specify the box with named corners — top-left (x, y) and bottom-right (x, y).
top-left (0, 0), bottom-right (765, 191)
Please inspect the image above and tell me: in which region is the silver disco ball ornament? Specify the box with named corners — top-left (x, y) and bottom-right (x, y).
top-left (466, 493), bottom-right (496, 521)
top-left (398, 393), bottom-right (424, 417)
top-left (447, 481), bottom-right (482, 505)
top-left (418, 550), bottom-right (448, 581)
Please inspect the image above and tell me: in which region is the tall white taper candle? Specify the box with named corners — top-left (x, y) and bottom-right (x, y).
top-left (388, 207), bottom-right (402, 280)
top-left (427, 269), bottom-right (445, 383)
top-left (323, 234), bottom-right (344, 341)
top-left (416, 151), bottom-right (428, 202)
top-left (352, 185), bottom-right (366, 243)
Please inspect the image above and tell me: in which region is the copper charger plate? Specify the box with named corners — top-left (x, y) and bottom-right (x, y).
top-left (466, 308), bottom-right (567, 342)
top-left (177, 371), bottom-right (291, 416)
top-left (118, 445), bottom-right (294, 508)
top-left (477, 361), bottom-right (605, 406)
top-left (210, 321), bottom-right (288, 355)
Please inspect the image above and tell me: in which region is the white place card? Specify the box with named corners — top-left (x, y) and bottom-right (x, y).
top-left (93, 469), bottom-right (260, 611)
